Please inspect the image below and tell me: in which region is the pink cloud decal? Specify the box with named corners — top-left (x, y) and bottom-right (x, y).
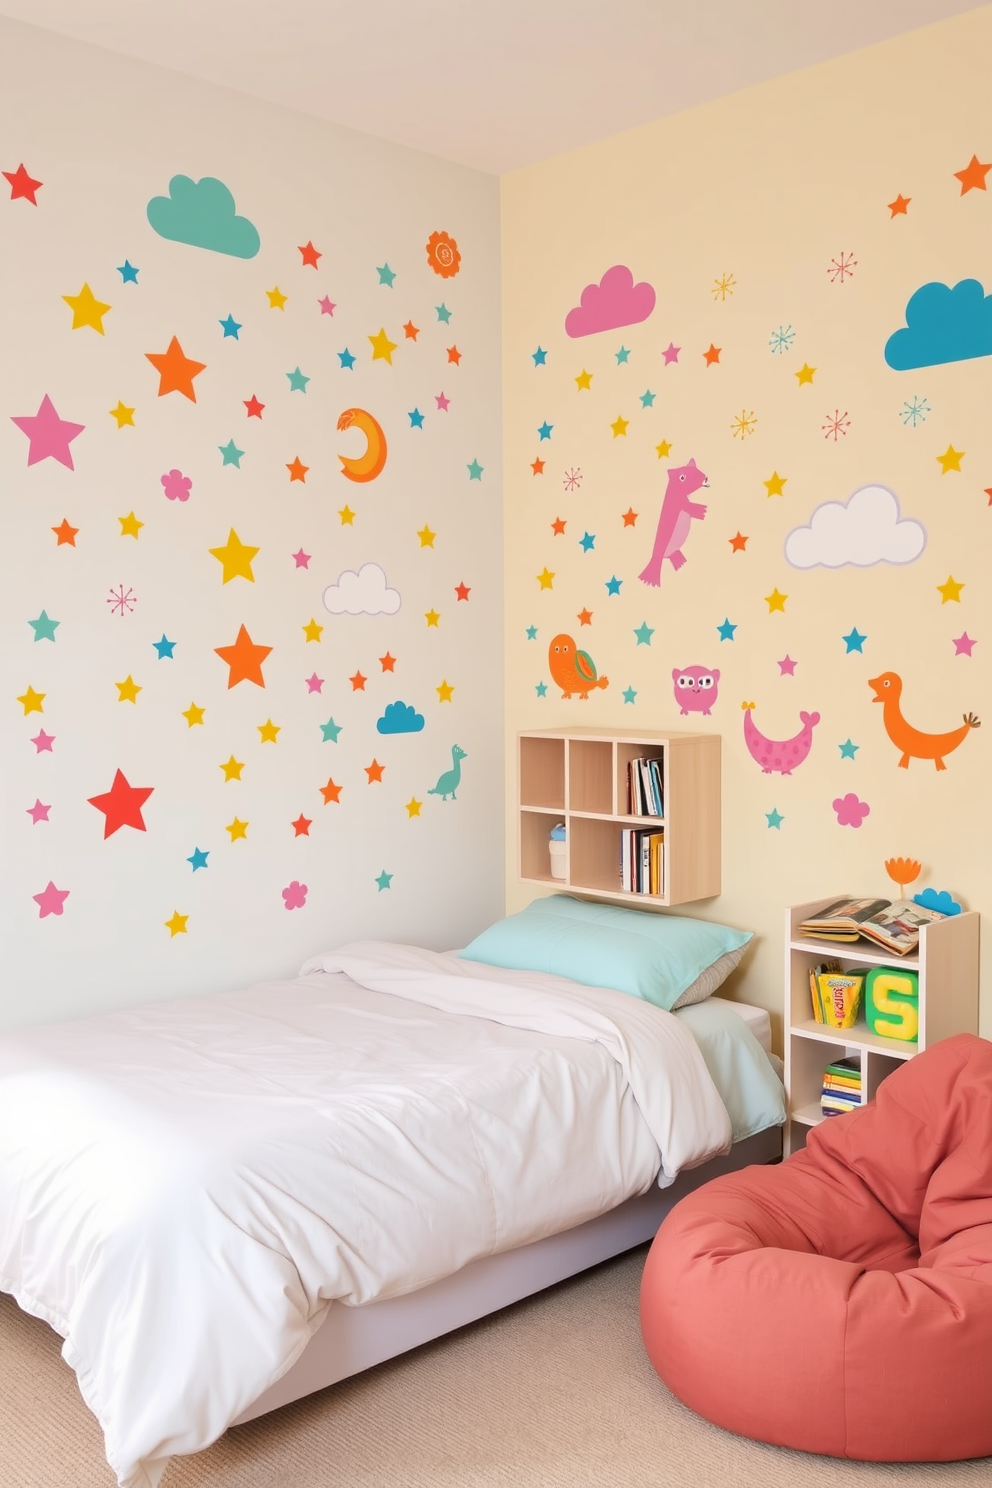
top-left (565, 265), bottom-right (656, 339)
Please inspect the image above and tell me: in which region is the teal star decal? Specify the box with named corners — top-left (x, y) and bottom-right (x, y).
top-left (605, 575), bottom-right (622, 596)
top-left (525, 625), bottom-right (538, 640)
top-left (838, 739), bottom-right (859, 759)
top-left (532, 346), bottom-right (547, 365)
top-left (639, 389), bottom-right (656, 407)
top-left (717, 618), bottom-right (737, 641)
top-left (765, 808), bottom-right (784, 829)
top-left (435, 303), bottom-right (452, 323)
top-left (579, 531), bottom-right (596, 552)
top-left (537, 421), bottom-right (553, 440)
top-left (117, 260), bottom-right (139, 284)
top-left (219, 439), bottom-right (244, 467)
top-left (187, 847), bottom-right (210, 871)
top-left (615, 346), bottom-right (630, 364)
top-left (842, 628), bottom-right (866, 653)
top-left (375, 869), bottom-right (393, 891)
top-left (152, 634), bottom-right (176, 659)
top-left (622, 686), bottom-right (637, 704)
top-left (337, 348), bottom-right (356, 369)
top-left (467, 459), bottom-right (484, 480)
top-left (634, 622), bottom-right (654, 645)
top-left (535, 681), bottom-right (548, 697)
top-left (286, 366), bottom-right (310, 392)
top-left (320, 717), bottom-right (342, 743)
top-left (219, 313), bottom-right (242, 339)
top-left (408, 408), bottom-right (425, 429)
top-left (377, 263), bottom-right (396, 287)
top-left (28, 610), bottom-right (60, 642)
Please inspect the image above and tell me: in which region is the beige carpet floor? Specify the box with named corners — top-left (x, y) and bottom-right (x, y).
top-left (2, 1247), bottom-right (989, 1488)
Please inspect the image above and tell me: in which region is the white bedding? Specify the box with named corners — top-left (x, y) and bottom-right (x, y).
top-left (0, 942), bottom-right (735, 1488)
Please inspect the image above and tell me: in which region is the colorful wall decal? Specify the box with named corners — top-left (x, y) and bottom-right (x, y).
top-left (282, 881), bottom-right (308, 910)
top-left (428, 745), bottom-right (468, 800)
top-left (742, 703), bottom-right (820, 774)
top-left (161, 469), bottom-right (191, 502)
top-left (376, 701), bottom-right (425, 734)
top-left (33, 882), bottom-right (69, 917)
top-left (337, 407), bottom-right (387, 482)
top-left (214, 625), bottom-right (272, 688)
top-left (87, 769), bottom-right (153, 837)
top-left (639, 458), bottom-right (708, 586)
top-left (564, 265), bottom-right (656, 338)
top-left (885, 856), bottom-right (921, 895)
top-left (426, 230), bottom-right (461, 278)
top-left (323, 563), bottom-right (400, 616)
top-left (146, 337), bottom-right (206, 401)
top-left (11, 395), bottom-right (84, 469)
top-left (868, 672), bottom-right (980, 769)
top-left (833, 792), bottom-right (870, 827)
top-left (4, 162), bottom-right (43, 203)
top-left (884, 279), bottom-right (992, 370)
top-left (785, 485), bottom-right (925, 569)
top-left (548, 634), bottom-right (609, 699)
top-left (672, 667), bottom-right (720, 715)
top-left (146, 175), bottom-right (260, 258)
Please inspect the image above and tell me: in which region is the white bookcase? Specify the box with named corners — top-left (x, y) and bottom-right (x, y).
top-left (784, 897), bottom-right (980, 1157)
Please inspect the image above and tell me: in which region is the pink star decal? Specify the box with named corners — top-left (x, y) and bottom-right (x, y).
top-left (33, 881), bottom-right (69, 918)
top-left (305, 673), bottom-right (324, 693)
top-left (31, 729), bottom-right (55, 753)
top-left (26, 799), bottom-right (51, 824)
top-left (11, 394), bottom-right (85, 469)
top-left (777, 655), bottom-right (797, 676)
top-left (953, 633), bottom-right (976, 656)
top-left (435, 392), bottom-right (450, 411)
top-left (318, 296), bottom-right (336, 315)
top-left (292, 548), bottom-right (312, 569)
top-left (662, 343), bottom-right (681, 365)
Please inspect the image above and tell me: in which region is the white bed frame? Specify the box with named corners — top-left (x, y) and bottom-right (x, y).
top-left (233, 1125), bottom-right (780, 1425)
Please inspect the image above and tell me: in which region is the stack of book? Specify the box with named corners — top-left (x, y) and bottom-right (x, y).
top-left (821, 1057), bottom-right (862, 1118)
top-left (800, 897), bottom-right (945, 956)
top-left (620, 828), bottom-right (664, 895)
top-left (627, 756), bottom-right (664, 817)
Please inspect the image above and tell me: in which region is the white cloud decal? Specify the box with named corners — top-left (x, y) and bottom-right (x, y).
top-left (785, 485), bottom-right (926, 570)
top-left (322, 562), bottom-right (401, 616)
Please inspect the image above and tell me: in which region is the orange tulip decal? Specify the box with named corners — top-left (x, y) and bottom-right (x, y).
top-left (885, 857), bottom-right (922, 896)
top-left (426, 230), bottom-right (461, 279)
top-left (337, 408), bottom-right (387, 483)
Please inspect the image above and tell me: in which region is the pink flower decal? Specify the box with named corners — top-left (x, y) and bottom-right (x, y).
top-left (564, 265), bottom-right (656, 339)
top-left (833, 792), bottom-right (871, 828)
top-left (282, 880), bottom-right (308, 910)
top-left (161, 468), bottom-right (192, 502)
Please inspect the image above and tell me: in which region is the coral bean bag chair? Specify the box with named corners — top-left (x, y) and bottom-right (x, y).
top-left (640, 1034), bottom-right (992, 1461)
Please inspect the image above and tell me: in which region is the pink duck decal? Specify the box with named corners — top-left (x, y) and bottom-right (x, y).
top-left (639, 458), bottom-right (708, 587)
top-left (742, 702), bottom-right (820, 774)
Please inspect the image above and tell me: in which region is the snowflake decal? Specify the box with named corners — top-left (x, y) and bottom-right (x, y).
top-left (730, 409), bottom-right (758, 439)
top-left (827, 252), bottom-right (857, 283)
top-left (900, 395), bottom-right (930, 428)
top-left (107, 584), bottom-right (137, 617)
top-left (821, 409), bottom-right (851, 442)
top-left (712, 272), bottom-right (737, 301)
top-left (562, 467), bottom-right (583, 491)
top-left (768, 324), bottom-right (795, 354)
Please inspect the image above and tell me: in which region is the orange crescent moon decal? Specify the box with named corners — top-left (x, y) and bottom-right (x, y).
top-left (337, 407), bottom-right (387, 483)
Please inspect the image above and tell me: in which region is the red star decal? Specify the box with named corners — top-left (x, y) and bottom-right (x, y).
top-left (531, 458), bottom-right (545, 475)
top-left (577, 608), bottom-right (593, 626)
top-left (379, 652), bottom-right (396, 672)
top-left (986, 487), bottom-right (992, 506)
top-left (551, 517), bottom-right (566, 535)
top-left (622, 508), bottom-right (638, 527)
top-left (953, 154), bottom-right (991, 195)
top-left (298, 240), bottom-right (321, 268)
top-left (887, 194), bottom-right (911, 216)
top-left (88, 768), bottom-right (154, 839)
top-left (729, 531), bottom-right (749, 552)
top-left (349, 671), bottom-right (367, 691)
top-left (703, 344), bottom-right (721, 366)
top-left (244, 394), bottom-right (265, 419)
top-left (214, 624), bottom-right (272, 688)
top-left (320, 777), bottom-right (342, 805)
top-left (446, 345), bottom-right (462, 364)
top-left (454, 582), bottom-right (470, 601)
top-left (3, 163), bottom-right (43, 204)
top-left (365, 759), bottom-right (385, 783)
top-left (292, 814), bottom-right (312, 836)
top-left (52, 518), bottom-right (79, 547)
top-left (286, 456), bottom-right (309, 482)
top-left (403, 321), bottom-right (420, 340)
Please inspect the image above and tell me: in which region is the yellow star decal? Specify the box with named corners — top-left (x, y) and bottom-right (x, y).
top-left (302, 618), bottom-right (323, 643)
top-left (405, 797), bottom-right (423, 818)
top-left (417, 525), bottom-right (436, 548)
top-left (182, 702), bottom-right (205, 727)
top-left (369, 327), bottom-right (397, 363)
top-left (763, 471), bottom-right (787, 498)
top-left (654, 439), bottom-right (673, 459)
top-left (611, 415), bottom-right (629, 437)
top-left (436, 679), bottom-right (455, 702)
top-left (116, 674), bottom-right (142, 703)
top-left (764, 588), bottom-right (788, 613)
top-left (338, 505), bottom-right (356, 525)
top-left (62, 282), bottom-right (111, 334)
top-left (795, 363), bottom-right (816, 385)
top-left (537, 568), bottom-right (554, 590)
top-left (109, 401), bottom-right (135, 428)
top-left (17, 685), bottom-right (45, 715)
top-left (226, 817), bottom-right (249, 841)
top-left (266, 286), bottom-right (287, 309)
top-left (424, 609), bottom-right (441, 627)
top-left (209, 528), bottom-right (259, 583)
top-left (937, 575), bottom-right (964, 603)
top-left (575, 369), bottom-right (593, 391)
top-left (936, 444), bottom-right (964, 474)
top-left (164, 911), bottom-right (189, 937)
top-left (119, 511), bottom-right (144, 538)
top-left (257, 719), bottom-right (281, 743)
top-left (220, 755), bottom-right (245, 782)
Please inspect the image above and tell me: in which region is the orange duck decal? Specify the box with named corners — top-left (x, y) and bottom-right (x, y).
top-left (869, 671), bottom-right (980, 770)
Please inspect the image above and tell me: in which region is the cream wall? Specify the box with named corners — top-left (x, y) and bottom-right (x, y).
top-left (1, 19), bottom-right (504, 1029)
top-left (502, 8), bottom-right (991, 1042)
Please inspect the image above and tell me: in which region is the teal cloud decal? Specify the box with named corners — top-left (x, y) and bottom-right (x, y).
top-left (376, 701), bottom-right (425, 735)
top-left (884, 279), bottom-right (992, 370)
top-left (146, 176), bottom-right (260, 259)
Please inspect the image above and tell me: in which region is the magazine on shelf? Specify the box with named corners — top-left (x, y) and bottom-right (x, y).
top-left (800, 897), bottom-right (946, 955)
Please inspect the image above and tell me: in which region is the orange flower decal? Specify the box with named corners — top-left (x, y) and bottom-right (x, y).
top-left (426, 230), bottom-right (461, 279)
top-left (885, 857), bottom-right (922, 895)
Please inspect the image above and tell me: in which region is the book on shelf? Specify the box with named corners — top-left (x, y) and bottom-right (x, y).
top-left (626, 756), bottom-right (664, 818)
top-left (619, 827), bottom-right (664, 895)
top-left (821, 1056), bottom-right (862, 1117)
top-left (800, 897), bottom-right (945, 955)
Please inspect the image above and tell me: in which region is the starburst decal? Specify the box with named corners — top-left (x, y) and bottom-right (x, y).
top-left (821, 409), bottom-right (851, 442)
top-left (730, 409), bottom-right (758, 439)
top-left (827, 251), bottom-right (857, 283)
top-left (768, 324), bottom-right (795, 354)
top-left (563, 467), bottom-right (583, 491)
top-left (711, 272), bottom-right (736, 301)
top-left (900, 395), bottom-right (930, 428)
top-left (107, 583), bottom-right (137, 616)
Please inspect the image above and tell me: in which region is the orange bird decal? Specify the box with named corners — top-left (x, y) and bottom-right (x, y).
top-left (549, 634), bottom-right (609, 700)
top-left (869, 671), bottom-right (980, 770)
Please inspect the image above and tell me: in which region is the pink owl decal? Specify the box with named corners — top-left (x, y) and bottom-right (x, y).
top-left (673, 666), bottom-right (720, 715)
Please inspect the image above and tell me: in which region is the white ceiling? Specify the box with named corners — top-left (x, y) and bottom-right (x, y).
top-left (0, 0), bottom-right (984, 174)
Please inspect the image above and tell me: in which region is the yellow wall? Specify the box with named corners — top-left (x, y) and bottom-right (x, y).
top-left (502, 8), bottom-right (992, 1043)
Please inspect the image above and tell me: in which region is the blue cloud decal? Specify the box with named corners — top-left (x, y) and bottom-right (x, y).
top-left (912, 887), bottom-right (962, 916)
top-left (884, 278), bottom-right (992, 370)
top-left (147, 175), bottom-right (260, 259)
top-left (376, 701), bottom-right (425, 735)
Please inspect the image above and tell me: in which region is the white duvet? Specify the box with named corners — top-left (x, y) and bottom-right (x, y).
top-left (0, 942), bottom-right (733, 1488)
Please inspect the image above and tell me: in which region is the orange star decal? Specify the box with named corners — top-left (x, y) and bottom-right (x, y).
top-left (298, 240), bottom-right (321, 267)
top-left (551, 517), bottom-right (566, 535)
top-left (379, 652), bottom-right (396, 672)
top-left (52, 518), bottom-right (79, 546)
top-left (365, 759), bottom-right (385, 783)
top-left (577, 608), bottom-right (593, 626)
top-left (286, 456), bottom-right (309, 482)
top-left (887, 194), bottom-right (910, 216)
top-left (319, 777), bottom-right (342, 804)
top-left (446, 345), bottom-right (461, 364)
top-left (953, 154), bottom-right (990, 194)
top-left (214, 624), bottom-right (272, 689)
top-left (531, 458), bottom-right (545, 475)
top-left (145, 336), bottom-right (206, 401)
top-left (349, 671), bottom-right (367, 691)
top-left (403, 321), bottom-right (420, 340)
top-left (729, 531), bottom-right (749, 553)
top-left (703, 344), bottom-right (721, 366)
top-left (622, 508), bottom-right (638, 527)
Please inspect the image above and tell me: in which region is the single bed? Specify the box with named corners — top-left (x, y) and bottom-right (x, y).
top-left (0, 939), bottom-right (784, 1488)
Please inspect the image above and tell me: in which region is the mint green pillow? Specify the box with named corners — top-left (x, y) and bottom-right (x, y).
top-left (460, 895), bottom-right (752, 1012)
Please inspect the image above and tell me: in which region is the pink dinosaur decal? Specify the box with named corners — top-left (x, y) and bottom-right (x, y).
top-left (639, 458), bottom-right (708, 587)
top-left (742, 702), bottom-right (820, 774)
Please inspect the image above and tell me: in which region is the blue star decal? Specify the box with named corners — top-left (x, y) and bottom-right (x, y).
top-left (605, 575), bottom-right (622, 596)
top-left (218, 439), bottom-right (245, 468)
top-left (337, 348), bottom-right (357, 369)
top-left (435, 303), bottom-right (452, 323)
top-left (838, 739), bottom-right (859, 760)
top-left (579, 531), bottom-right (596, 552)
top-left (408, 408), bottom-right (425, 429)
top-left (615, 346), bottom-right (630, 364)
top-left (467, 459), bottom-right (484, 481)
top-left (377, 263), bottom-right (396, 287)
top-left (639, 389), bottom-right (656, 407)
top-left (375, 869), bottom-right (393, 891)
top-left (622, 686), bottom-right (637, 704)
top-left (187, 847), bottom-right (210, 871)
top-left (535, 681), bottom-right (548, 697)
top-left (717, 618), bottom-right (737, 641)
top-left (320, 718), bottom-right (342, 743)
top-left (286, 366), bottom-right (310, 393)
top-left (219, 313), bottom-right (242, 339)
top-left (525, 625), bottom-right (538, 640)
top-left (532, 346), bottom-right (547, 365)
top-left (634, 622), bottom-right (654, 645)
top-left (537, 421), bottom-right (553, 441)
top-left (117, 260), bottom-right (139, 284)
top-left (843, 628), bottom-right (866, 653)
top-left (152, 634), bottom-right (176, 659)
top-left (765, 809), bottom-right (784, 830)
